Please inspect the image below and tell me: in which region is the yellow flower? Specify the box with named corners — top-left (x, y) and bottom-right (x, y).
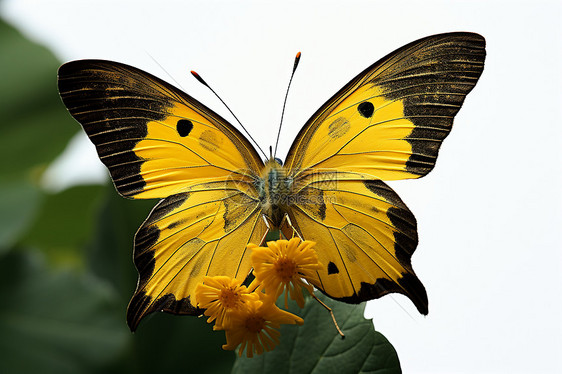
top-left (222, 294), bottom-right (303, 358)
top-left (194, 276), bottom-right (255, 329)
top-left (249, 237), bottom-right (322, 308)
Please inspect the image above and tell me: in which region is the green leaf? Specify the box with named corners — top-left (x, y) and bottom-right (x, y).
top-left (0, 251), bottom-right (130, 374)
top-left (232, 293), bottom-right (401, 374)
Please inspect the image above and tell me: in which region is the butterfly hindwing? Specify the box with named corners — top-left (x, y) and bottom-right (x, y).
top-left (285, 32), bottom-right (486, 181)
top-left (287, 176), bottom-right (427, 313)
top-left (127, 182), bottom-right (268, 330)
top-left (58, 60), bottom-right (263, 199)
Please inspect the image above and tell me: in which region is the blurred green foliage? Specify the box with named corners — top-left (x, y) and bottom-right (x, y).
top-left (0, 16), bottom-right (401, 374)
top-left (0, 18), bottom-right (232, 374)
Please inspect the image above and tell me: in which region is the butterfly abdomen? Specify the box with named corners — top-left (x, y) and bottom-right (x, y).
top-left (258, 159), bottom-right (292, 227)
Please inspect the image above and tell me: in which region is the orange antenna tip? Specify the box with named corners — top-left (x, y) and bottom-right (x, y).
top-left (293, 52), bottom-right (301, 73)
top-left (190, 70), bottom-right (208, 86)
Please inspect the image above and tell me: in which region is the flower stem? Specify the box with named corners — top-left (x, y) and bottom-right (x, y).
top-left (310, 292), bottom-right (345, 339)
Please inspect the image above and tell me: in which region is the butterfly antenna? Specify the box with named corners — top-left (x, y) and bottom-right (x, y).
top-left (191, 70), bottom-right (268, 160)
top-left (273, 52), bottom-right (301, 158)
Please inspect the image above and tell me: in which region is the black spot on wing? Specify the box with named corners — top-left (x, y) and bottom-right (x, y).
top-left (357, 101), bottom-right (374, 118)
top-left (177, 119), bottom-right (193, 137)
top-left (327, 261), bottom-right (339, 275)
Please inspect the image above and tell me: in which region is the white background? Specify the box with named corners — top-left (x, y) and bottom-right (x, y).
top-left (3, 0), bottom-right (561, 372)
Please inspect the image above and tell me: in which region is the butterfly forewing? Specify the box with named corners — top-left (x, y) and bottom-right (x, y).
top-left (285, 32), bottom-right (486, 181)
top-left (57, 60), bottom-right (263, 199)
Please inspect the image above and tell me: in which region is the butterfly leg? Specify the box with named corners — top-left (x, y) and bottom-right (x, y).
top-left (280, 214), bottom-right (344, 337)
top-left (259, 214), bottom-right (272, 245)
top-left (280, 213), bottom-right (304, 240)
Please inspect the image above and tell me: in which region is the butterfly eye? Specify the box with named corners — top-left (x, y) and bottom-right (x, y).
top-left (274, 157), bottom-right (283, 166)
top-left (327, 262), bottom-right (339, 275)
top-left (357, 101), bottom-right (374, 118)
top-left (176, 119), bottom-right (194, 137)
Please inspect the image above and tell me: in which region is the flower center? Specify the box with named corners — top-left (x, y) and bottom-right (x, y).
top-left (245, 315), bottom-right (266, 333)
top-left (219, 287), bottom-right (240, 309)
top-left (274, 258), bottom-right (297, 282)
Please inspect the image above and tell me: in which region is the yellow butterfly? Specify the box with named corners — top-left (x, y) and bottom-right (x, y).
top-left (58, 32), bottom-right (485, 330)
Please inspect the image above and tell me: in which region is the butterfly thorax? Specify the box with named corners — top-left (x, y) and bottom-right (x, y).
top-left (257, 158), bottom-right (292, 227)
